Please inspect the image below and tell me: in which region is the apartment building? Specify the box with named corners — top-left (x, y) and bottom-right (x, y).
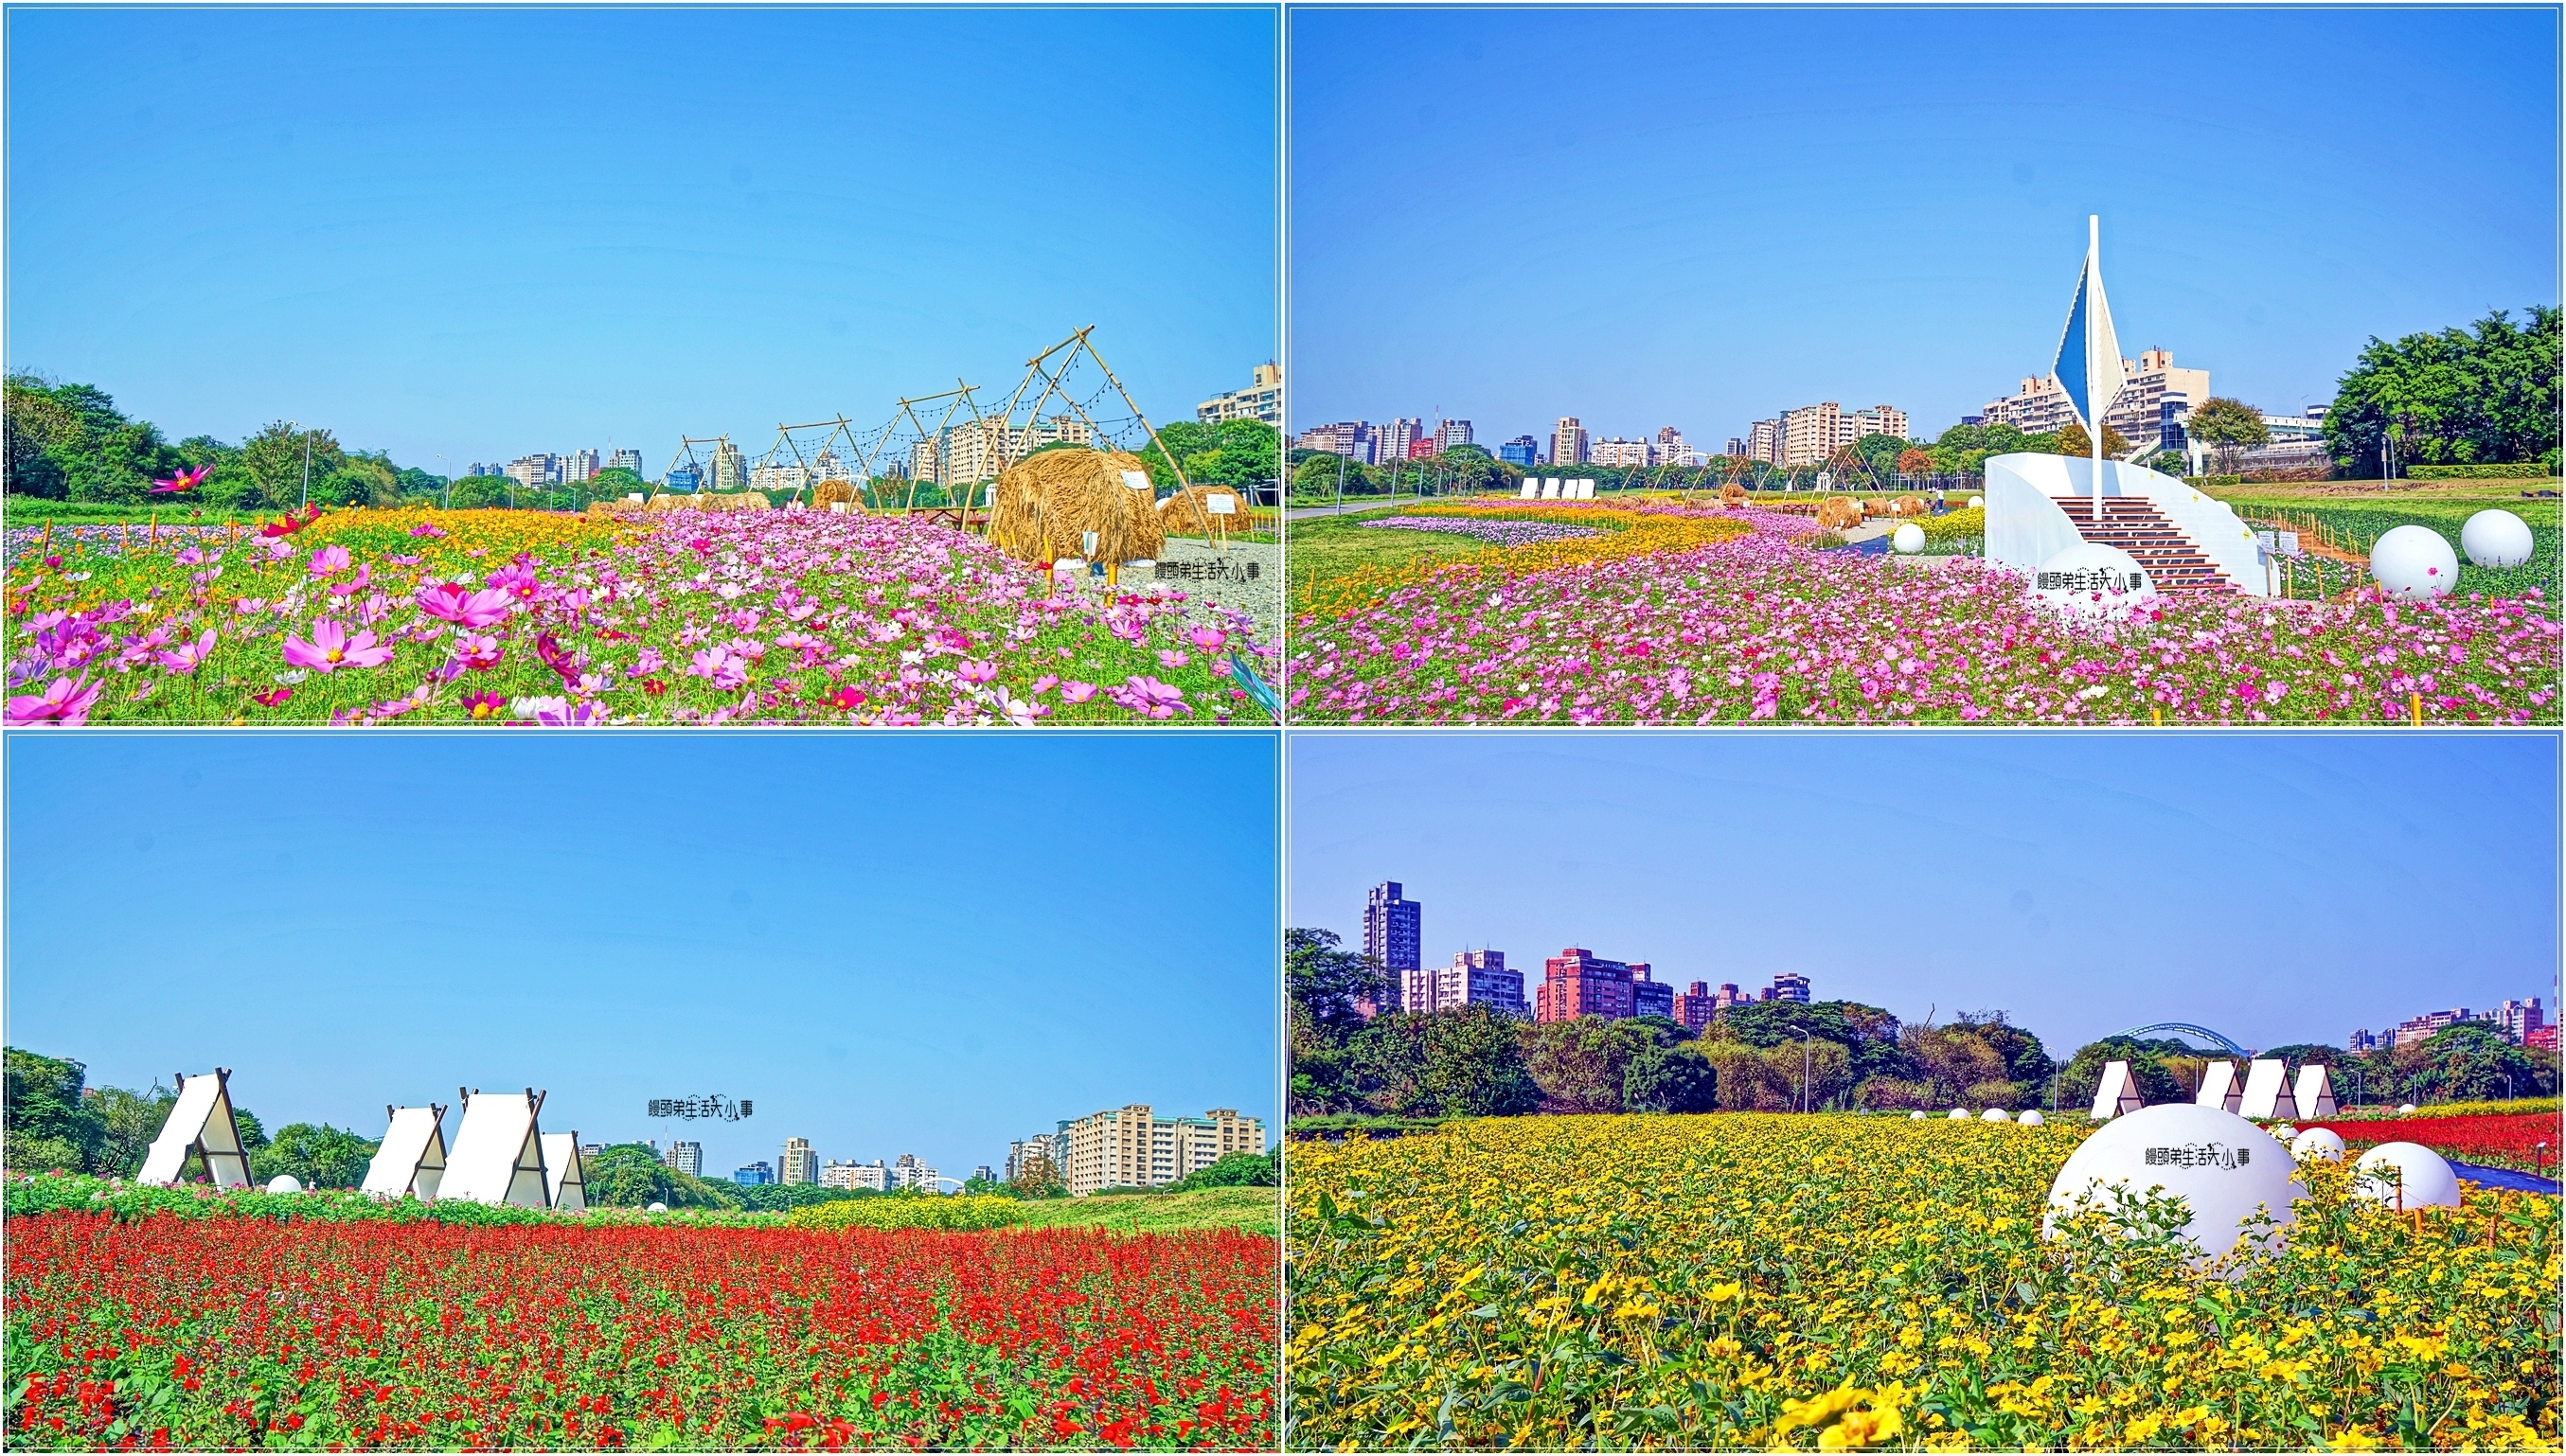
top-left (1060, 1105), bottom-right (1268, 1196)
top-left (1433, 418), bottom-right (1474, 453)
top-left (780, 1137), bottom-right (819, 1185)
top-left (1498, 435), bottom-right (1540, 467)
top-left (1294, 421), bottom-right (1378, 463)
top-left (748, 461), bottom-right (810, 495)
top-left (1399, 949), bottom-right (1529, 1018)
top-left (666, 1140), bottom-right (703, 1177)
top-left (1591, 437), bottom-right (1651, 468)
top-left (820, 1159), bottom-right (889, 1191)
top-left (1197, 362), bottom-right (1281, 426)
top-left (1630, 964), bottom-right (1673, 1021)
top-left (1762, 973), bottom-right (1811, 1003)
top-left (1980, 376), bottom-right (2080, 435)
top-left (1551, 417), bottom-right (1590, 467)
top-left (1746, 420), bottom-right (1781, 465)
top-left (1363, 881), bottom-right (1422, 1014)
top-left (609, 448), bottom-right (645, 475)
top-left (1535, 948), bottom-right (1637, 1022)
top-left (1777, 402), bottom-right (1909, 467)
top-left (1006, 1130), bottom-right (1068, 1184)
top-left (712, 439), bottom-right (748, 490)
top-left (1377, 417), bottom-right (1425, 463)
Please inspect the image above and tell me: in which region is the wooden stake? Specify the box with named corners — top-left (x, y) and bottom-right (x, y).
top-left (2410, 692), bottom-right (2423, 726)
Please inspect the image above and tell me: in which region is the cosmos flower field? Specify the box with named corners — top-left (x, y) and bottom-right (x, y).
top-left (1287, 1115), bottom-right (2561, 1451)
top-left (5, 1203), bottom-right (1276, 1450)
top-left (4, 506), bottom-right (1276, 726)
top-left (1284, 504), bottom-right (2561, 726)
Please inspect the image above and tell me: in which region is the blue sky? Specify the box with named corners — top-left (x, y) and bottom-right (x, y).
top-left (1290, 7), bottom-right (2560, 450)
top-left (6, 8), bottom-right (1276, 477)
top-left (7, 734), bottom-right (1279, 1180)
top-left (1289, 733), bottom-right (2559, 1056)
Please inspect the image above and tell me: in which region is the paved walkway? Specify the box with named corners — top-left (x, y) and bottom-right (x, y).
top-left (2453, 1162), bottom-right (2561, 1195)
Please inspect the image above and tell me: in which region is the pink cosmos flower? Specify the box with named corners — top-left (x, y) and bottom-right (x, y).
top-left (955, 659), bottom-right (999, 684)
top-left (535, 701), bottom-right (608, 726)
top-left (149, 464), bottom-right (211, 494)
top-left (282, 618), bottom-right (393, 672)
top-left (827, 685), bottom-right (866, 711)
top-left (1107, 675), bottom-right (1191, 719)
top-left (252, 686), bottom-right (294, 707)
top-left (155, 630), bottom-right (219, 675)
top-left (1185, 626), bottom-right (1228, 652)
top-left (1060, 681), bottom-right (1098, 704)
top-left (1156, 649), bottom-right (1190, 668)
top-left (451, 633), bottom-right (503, 671)
top-left (688, 646), bottom-right (750, 691)
top-left (327, 564), bottom-right (373, 596)
top-left (462, 690), bottom-right (508, 719)
top-left (5, 674), bottom-right (101, 726)
top-left (486, 562), bottom-right (541, 601)
top-left (307, 544), bottom-right (352, 577)
top-left (408, 522), bottom-right (449, 540)
top-left (416, 581), bottom-right (514, 628)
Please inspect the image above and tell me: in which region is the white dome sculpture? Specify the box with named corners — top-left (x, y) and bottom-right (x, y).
top-left (2397, 1102), bottom-right (2418, 1114)
top-left (2369, 525), bottom-right (2458, 601)
top-left (264, 1175), bottom-right (303, 1195)
top-left (2032, 542), bottom-right (2159, 619)
top-left (2044, 1104), bottom-right (2299, 1261)
top-left (1893, 523), bottom-right (1926, 554)
top-left (2019, 1110), bottom-right (2045, 1127)
top-left (1968, 495), bottom-right (1985, 508)
top-left (2461, 509), bottom-right (2534, 568)
top-left (1909, 1110), bottom-right (1928, 1120)
top-left (2353, 1143), bottom-right (2462, 1210)
top-left (647, 1201), bottom-right (668, 1213)
top-left (1982, 1108), bottom-right (2012, 1122)
top-left (1948, 1108), bottom-right (1971, 1120)
top-left (2271, 1125), bottom-right (2297, 1142)
top-left (2290, 1127), bottom-right (2347, 1162)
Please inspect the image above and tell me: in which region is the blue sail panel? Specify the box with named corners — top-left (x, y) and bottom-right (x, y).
top-left (2053, 269), bottom-right (2091, 426)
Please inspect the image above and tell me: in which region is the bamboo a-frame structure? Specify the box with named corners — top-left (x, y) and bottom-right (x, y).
top-left (989, 327), bottom-right (1191, 490)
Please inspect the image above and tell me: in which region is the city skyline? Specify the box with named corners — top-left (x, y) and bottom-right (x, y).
top-left (7, 734), bottom-right (1279, 1178)
top-left (1289, 733), bottom-right (2559, 1056)
top-left (1290, 8), bottom-right (2557, 446)
top-left (5, 8), bottom-right (1277, 472)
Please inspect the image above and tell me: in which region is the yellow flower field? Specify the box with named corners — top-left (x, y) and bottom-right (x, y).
top-left (1294, 505), bottom-right (1751, 618)
top-left (1286, 1115), bottom-right (2560, 1450)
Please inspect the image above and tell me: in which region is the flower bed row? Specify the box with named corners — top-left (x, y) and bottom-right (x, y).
top-left (1286, 514), bottom-right (2560, 725)
top-left (1292, 503), bottom-right (1755, 619)
top-left (1355, 516), bottom-right (1604, 547)
top-left (2297, 1112), bottom-right (2561, 1176)
top-left (6, 506), bottom-right (1274, 726)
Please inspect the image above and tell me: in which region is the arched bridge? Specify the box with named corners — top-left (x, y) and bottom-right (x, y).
top-left (2110, 1022), bottom-right (2249, 1058)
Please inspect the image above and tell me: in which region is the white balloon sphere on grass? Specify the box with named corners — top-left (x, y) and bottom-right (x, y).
top-left (265, 1175), bottom-right (303, 1195)
top-left (1893, 523), bottom-right (1926, 554)
top-left (2462, 509), bottom-right (2534, 568)
top-left (2272, 1125), bottom-right (2297, 1142)
top-left (2019, 1110), bottom-right (2045, 1127)
top-left (2353, 1143), bottom-right (2462, 1210)
top-left (1982, 1108), bottom-right (2012, 1122)
top-left (1969, 495), bottom-right (1986, 508)
top-left (2397, 1103), bottom-right (2418, 1114)
top-left (647, 1201), bottom-right (668, 1213)
top-left (1909, 1110), bottom-right (1928, 1121)
top-left (1949, 1108), bottom-right (1971, 1120)
top-left (2044, 1104), bottom-right (2299, 1260)
top-left (2369, 525), bottom-right (2458, 600)
top-left (2290, 1127), bottom-right (2347, 1162)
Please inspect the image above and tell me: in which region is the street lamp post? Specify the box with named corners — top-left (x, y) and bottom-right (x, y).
top-left (299, 430), bottom-right (312, 510)
top-left (1793, 1028), bottom-right (1813, 1113)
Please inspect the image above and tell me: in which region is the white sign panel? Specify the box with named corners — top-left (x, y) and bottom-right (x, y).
top-left (1120, 471), bottom-right (1152, 491)
top-left (1206, 493), bottom-right (1236, 515)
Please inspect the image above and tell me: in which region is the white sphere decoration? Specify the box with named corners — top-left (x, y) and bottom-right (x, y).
top-left (2019, 1110), bottom-right (2045, 1127)
top-left (2031, 542), bottom-right (2159, 619)
top-left (1909, 1110), bottom-right (1928, 1120)
top-left (2271, 1124), bottom-right (2297, 1142)
top-left (1949, 1108), bottom-right (1971, 1120)
top-left (2353, 1143), bottom-right (2463, 1210)
top-left (2397, 1103), bottom-right (2418, 1114)
top-left (1892, 523), bottom-right (1926, 554)
top-left (2290, 1127), bottom-right (2347, 1162)
top-left (1982, 1108), bottom-right (2012, 1122)
top-left (264, 1175), bottom-right (303, 1195)
top-left (2043, 1104), bottom-right (2300, 1261)
top-left (2461, 509), bottom-right (2534, 568)
top-left (1968, 495), bottom-right (1985, 508)
top-left (2368, 524), bottom-right (2458, 600)
top-left (647, 1201), bottom-right (668, 1213)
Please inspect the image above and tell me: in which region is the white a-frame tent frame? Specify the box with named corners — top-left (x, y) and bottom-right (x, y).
top-left (2193, 1060), bottom-right (2242, 1113)
top-left (2237, 1059), bottom-right (2299, 1120)
top-left (136, 1069), bottom-right (255, 1187)
top-left (361, 1105), bottom-right (451, 1201)
top-left (540, 1133), bottom-right (587, 1211)
top-left (441, 1088), bottom-right (553, 1207)
top-left (2088, 1059), bottom-right (2146, 1121)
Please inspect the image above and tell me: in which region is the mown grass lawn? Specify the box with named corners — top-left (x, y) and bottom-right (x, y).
top-left (1011, 1185), bottom-right (1279, 1237)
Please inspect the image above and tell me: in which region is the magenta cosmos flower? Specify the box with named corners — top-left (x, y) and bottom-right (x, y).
top-left (148, 464), bottom-right (211, 494)
top-left (416, 580), bottom-right (514, 628)
top-left (5, 674), bottom-right (102, 726)
top-left (282, 618), bottom-right (393, 672)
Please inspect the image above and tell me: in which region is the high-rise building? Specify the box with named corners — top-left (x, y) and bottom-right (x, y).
top-left (1060, 1105), bottom-right (1267, 1197)
top-left (1760, 973), bottom-right (1811, 1003)
top-left (1673, 981), bottom-right (1720, 1032)
top-left (732, 1161), bottom-right (775, 1185)
top-left (667, 1141), bottom-right (703, 1177)
top-left (1400, 949), bottom-right (1528, 1018)
top-left (505, 453), bottom-right (554, 490)
top-left (811, 446), bottom-right (856, 484)
top-left (821, 1159), bottom-right (888, 1191)
top-left (1377, 417), bottom-right (1425, 464)
top-left (1363, 881), bottom-right (1421, 1014)
top-left (609, 448), bottom-right (645, 476)
top-left (890, 1152), bottom-right (938, 1191)
top-left (1981, 376), bottom-right (2078, 434)
top-left (1434, 418), bottom-right (1474, 453)
top-left (712, 440), bottom-right (748, 490)
top-left (1630, 964), bottom-right (1673, 1021)
top-left (1724, 436), bottom-right (1748, 459)
top-left (666, 462), bottom-right (704, 492)
top-left (2101, 348), bottom-right (2210, 453)
top-left (1551, 417), bottom-right (1589, 467)
top-left (1591, 437), bottom-right (1650, 467)
top-left (1197, 362), bottom-right (1282, 426)
top-left (1847, 406), bottom-right (1908, 441)
top-left (1007, 1130), bottom-right (1068, 1184)
top-left (780, 1137), bottom-right (818, 1185)
top-left (2346, 1028), bottom-right (2380, 1053)
top-left (1536, 948), bottom-right (1636, 1022)
top-left (1295, 421), bottom-right (1376, 462)
top-left (2497, 998), bottom-right (2547, 1042)
top-left (749, 461), bottom-right (811, 494)
top-left (1498, 435), bottom-right (1540, 467)
top-left (564, 448), bottom-right (601, 482)
top-left (1655, 426), bottom-right (1701, 467)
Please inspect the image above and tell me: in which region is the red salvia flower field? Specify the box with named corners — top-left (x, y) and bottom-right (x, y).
top-left (4, 1216), bottom-right (1276, 1450)
top-left (2302, 1111), bottom-right (2562, 1175)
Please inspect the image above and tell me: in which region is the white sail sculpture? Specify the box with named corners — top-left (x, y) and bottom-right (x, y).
top-left (540, 1133), bottom-right (587, 1212)
top-left (2194, 1060), bottom-right (2242, 1113)
top-left (2088, 1059), bottom-right (2145, 1121)
top-left (2052, 214), bottom-right (2126, 524)
top-left (2293, 1063), bottom-right (2340, 1118)
top-left (361, 1105), bottom-right (450, 1201)
top-left (136, 1070), bottom-right (257, 1187)
top-left (2237, 1058), bottom-right (2299, 1121)
top-left (440, 1089), bottom-right (553, 1207)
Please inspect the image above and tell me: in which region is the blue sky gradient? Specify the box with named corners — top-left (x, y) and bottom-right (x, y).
top-left (1290, 7), bottom-right (2559, 450)
top-left (1289, 732), bottom-right (2558, 1056)
top-left (7, 8), bottom-right (1277, 476)
top-left (8, 733), bottom-right (1279, 1181)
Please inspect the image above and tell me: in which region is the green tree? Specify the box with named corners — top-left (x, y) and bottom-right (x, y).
top-left (237, 423), bottom-right (347, 508)
top-left (1289, 928), bottom-right (1387, 1115)
top-left (87, 1083), bottom-right (176, 1179)
top-left (1166, 1150), bottom-right (1278, 1192)
top-left (1623, 1040), bottom-right (1718, 1113)
top-left (447, 475), bottom-right (510, 509)
top-left (251, 1123), bottom-right (380, 1189)
top-left (2324, 307), bottom-right (2562, 474)
top-left (4, 1047), bottom-right (100, 1173)
top-left (1710, 1000), bottom-right (1911, 1085)
top-left (1518, 1016), bottom-right (1672, 1113)
top-left (2057, 1038), bottom-right (2186, 1113)
top-left (2054, 421), bottom-right (2133, 458)
top-left (2183, 398), bottom-right (2268, 475)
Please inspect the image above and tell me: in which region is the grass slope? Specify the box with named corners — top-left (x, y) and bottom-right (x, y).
top-left (1010, 1185), bottom-right (1278, 1237)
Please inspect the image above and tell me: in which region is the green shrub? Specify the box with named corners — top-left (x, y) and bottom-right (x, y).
top-left (785, 1193), bottom-right (1022, 1232)
top-left (2406, 463), bottom-right (2554, 479)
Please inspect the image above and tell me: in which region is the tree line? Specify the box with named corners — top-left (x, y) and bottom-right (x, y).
top-left (1287, 929), bottom-right (2559, 1122)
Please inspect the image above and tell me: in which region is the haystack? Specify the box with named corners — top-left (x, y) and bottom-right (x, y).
top-left (1815, 496), bottom-right (1864, 531)
top-left (1889, 494), bottom-right (1930, 518)
top-left (989, 449), bottom-right (1165, 564)
top-left (1158, 483), bottom-right (1251, 540)
top-left (811, 479), bottom-right (861, 511)
top-left (1718, 481), bottom-right (1748, 508)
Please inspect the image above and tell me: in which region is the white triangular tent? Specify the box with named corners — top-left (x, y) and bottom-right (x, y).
top-left (361, 1105), bottom-right (449, 1201)
top-left (440, 1089), bottom-right (552, 1207)
top-left (2293, 1063), bottom-right (2340, 1118)
top-left (2194, 1060), bottom-right (2242, 1112)
top-left (540, 1132), bottom-right (586, 1211)
top-left (2089, 1059), bottom-right (2145, 1120)
top-left (136, 1070), bottom-right (254, 1187)
top-left (2237, 1058), bottom-right (2298, 1120)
